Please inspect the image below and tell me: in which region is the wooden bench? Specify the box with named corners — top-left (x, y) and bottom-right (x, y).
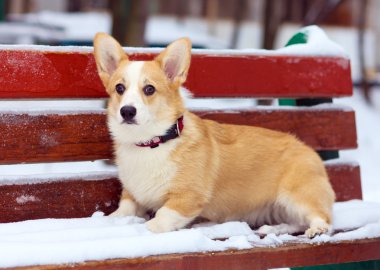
top-left (0, 42), bottom-right (379, 269)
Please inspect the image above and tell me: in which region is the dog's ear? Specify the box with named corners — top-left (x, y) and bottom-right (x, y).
top-left (155, 38), bottom-right (191, 85)
top-left (93, 32), bottom-right (127, 87)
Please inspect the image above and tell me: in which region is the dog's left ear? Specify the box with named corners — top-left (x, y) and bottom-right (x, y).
top-left (155, 38), bottom-right (191, 85)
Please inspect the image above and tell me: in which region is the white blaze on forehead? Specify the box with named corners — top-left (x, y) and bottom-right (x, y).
top-left (121, 61), bottom-right (145, 107)
top-left (126, 61), bottom-right (145, 82)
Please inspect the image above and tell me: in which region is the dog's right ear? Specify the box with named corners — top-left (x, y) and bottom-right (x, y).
top-left (93, 33), bottom-right (127, 87)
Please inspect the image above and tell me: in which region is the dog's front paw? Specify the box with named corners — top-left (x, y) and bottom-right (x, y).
top-left (146, 218), bottom-right (174, 233)
top-left (108, 199), bottom-right (137, 217)
top-left (109, 208), bottom-right (128, 217)
top-left (146, 206), bottom-right (195, 233)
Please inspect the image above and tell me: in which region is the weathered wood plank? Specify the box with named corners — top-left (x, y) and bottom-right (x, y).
top-left (0, 112), bottom-right (112, 164)
top-left (0, 163), bottom-right (361, 223)
top-left (0, 49), bottom-right (351, 98)
top-left (0, 108), bottom-right (357, 164)
top-left (0, 177), bottom-right (121, 223)
top-left (7, 238), bottom-right (380, 270)
top-left (326, 162), bottom-right (362, 201)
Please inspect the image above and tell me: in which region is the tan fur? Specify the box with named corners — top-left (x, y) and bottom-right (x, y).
top-left (93, 33), bottom-right (336, 237)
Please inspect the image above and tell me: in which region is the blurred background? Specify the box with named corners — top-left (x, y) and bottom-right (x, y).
top-left (0, 0), bottom-right (379, 202)
top-left (0, 0), bottom-right (379, 90)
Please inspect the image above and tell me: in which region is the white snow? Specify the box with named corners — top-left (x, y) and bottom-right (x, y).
top-left (0, 100), bottom-right (106, 112)
top-left (0, 108), bottom-right (106, 116)
top-left (0, 43), bottom-right (95, 53)
top-left (0, 200), bottom-right (378, 268)
top-left (336, 89), bottom-right (380, 203)
top-left (0, 159), bottom-right (356, 186)
top-left (145, 17), bottom-right (347, 58)
top-left (9, 11), bottom-right (112, 42)
top-left (275, 24), bottom-right (377, 81)
top-left (324, 159), bottom-right (359, 166)
top-left (15, 195), bottom-right (39, 204)
top-left (0, 171), bottom-right (117, 186)
top-left (275, 26), bottom-right (348, 57)
top-left (0, 23), bottom-right (64, 44)
top-left (0, 100), bottom-right (352, 115)
top-left (145, 16), bottom-right (229, 49)
top-left (333, 200), bottom-right (380, 230)
top-left (0, 160), bottom-right (117, 185)
top-left (0, 26), bottom-right (348, 58)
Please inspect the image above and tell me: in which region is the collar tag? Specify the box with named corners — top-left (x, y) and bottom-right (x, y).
top-left (176, 121), bottom-right (181, 136)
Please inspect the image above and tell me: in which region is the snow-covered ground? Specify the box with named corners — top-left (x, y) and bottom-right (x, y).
top-left (0, 200), bottom-right (379, 268)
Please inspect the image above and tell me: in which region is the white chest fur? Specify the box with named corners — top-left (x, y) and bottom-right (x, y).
top-left (116, 143), bottom-right (177, 210)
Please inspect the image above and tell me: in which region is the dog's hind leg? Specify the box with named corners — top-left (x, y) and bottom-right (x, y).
top-left (277, 176), bottom-right (335, 238)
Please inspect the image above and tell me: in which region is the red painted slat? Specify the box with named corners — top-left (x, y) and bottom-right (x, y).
top-left (0, 49), bottom-right (352, 98)
top-left (0, 108), bottom-right (357, 164)
top-left (0, 178), bottom-right (121, 223)
top-left (0, 163), bottom-right (361, 223)
top-left (326, 162), bottom-right (362, 200)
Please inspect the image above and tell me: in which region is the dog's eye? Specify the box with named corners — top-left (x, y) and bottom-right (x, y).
top-left (115, 83), bottom-right (126, 95)
top-left (143, 85), bottom-right (156, 96)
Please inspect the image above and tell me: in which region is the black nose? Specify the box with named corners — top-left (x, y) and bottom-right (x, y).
top-left (120, 106), bottom-right (137, 121)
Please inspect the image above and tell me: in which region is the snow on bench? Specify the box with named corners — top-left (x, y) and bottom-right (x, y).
top-left (0, 200), bottom-right (379, 268)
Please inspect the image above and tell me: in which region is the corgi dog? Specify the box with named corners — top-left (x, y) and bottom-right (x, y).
top-left (93, 33), bottom-right (335, 238)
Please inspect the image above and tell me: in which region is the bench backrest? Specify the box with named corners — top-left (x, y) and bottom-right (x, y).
top-left (0, 47), bottom-right (359, 223)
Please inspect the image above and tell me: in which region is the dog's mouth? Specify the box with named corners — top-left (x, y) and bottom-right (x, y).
top-left (121, 120), bottom-right (137, 125)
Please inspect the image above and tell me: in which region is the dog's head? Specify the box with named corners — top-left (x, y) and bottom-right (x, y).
top-left (93, 33), bottom-right (191, 144)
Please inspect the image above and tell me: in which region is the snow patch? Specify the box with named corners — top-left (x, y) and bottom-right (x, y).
top-left (0, 160), bottom-right (117, 185)
top-left (276, 25), bottom-right (348, 58)
top-left (0, 171), bottom-right (117, 186)
top-left (15, 195), bottom-right (39, 204)
top-left (9, 11), bottom-right (111, 41)
top-left (324, 159), bottom-right (359, 166)
top-left (0, 200), bottom-right (379, 268)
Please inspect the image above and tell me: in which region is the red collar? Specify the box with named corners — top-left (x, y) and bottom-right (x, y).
top-left (135, 116), bottom-right (184, 149)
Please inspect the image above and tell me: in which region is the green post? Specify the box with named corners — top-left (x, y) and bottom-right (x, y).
top-left (0, 0), bottom-right (6, 21)
top-left (278, 32), bottom-right (308, 107)
top-left (280, 29), bottom-right (338, 161)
